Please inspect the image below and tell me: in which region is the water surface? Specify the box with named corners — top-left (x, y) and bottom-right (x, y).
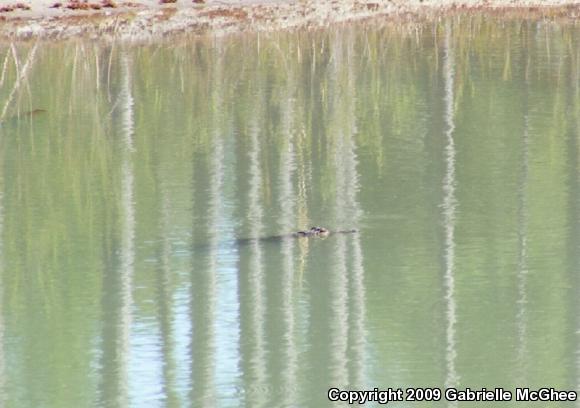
top-left (0, 16), bottom-right (579, 408)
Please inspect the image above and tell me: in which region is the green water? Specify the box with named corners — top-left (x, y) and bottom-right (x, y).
top-left (0, 15), bottom-right (579, 408)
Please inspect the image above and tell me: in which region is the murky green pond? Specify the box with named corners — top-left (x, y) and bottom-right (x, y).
top-left (0, 15), bottom-right (579, 408)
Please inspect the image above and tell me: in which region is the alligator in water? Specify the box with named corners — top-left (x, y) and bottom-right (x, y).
top-left (234, 226), bottom-right (358, 246)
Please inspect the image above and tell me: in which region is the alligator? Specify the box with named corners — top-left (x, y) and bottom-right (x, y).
top-left (235, 226), bottom-right (358, 246)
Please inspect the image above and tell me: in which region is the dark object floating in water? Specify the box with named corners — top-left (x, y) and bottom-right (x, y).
top-left (236, 226), bottom-right (358, 246)
top-left (294, 226), bottom-right (332, 237)
top-left (22, 109), bottom-right (46, 116)
top-left (194, 227), bottom-right (357, 251)
top-left (0, 109), bottom-right (46, 124)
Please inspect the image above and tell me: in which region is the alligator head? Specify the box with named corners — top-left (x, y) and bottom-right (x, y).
top-left (296, 226), bottom-right (330, 238)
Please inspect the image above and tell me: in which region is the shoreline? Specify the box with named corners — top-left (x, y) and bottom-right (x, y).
top-left (0, 0), bottom-right (579, 41)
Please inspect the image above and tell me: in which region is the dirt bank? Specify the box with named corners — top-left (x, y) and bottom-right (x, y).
top-left (0, 0), bottom-right (579, 41)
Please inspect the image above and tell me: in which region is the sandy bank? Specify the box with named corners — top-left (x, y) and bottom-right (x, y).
top-left (0, 0), bottom-right (579, 41)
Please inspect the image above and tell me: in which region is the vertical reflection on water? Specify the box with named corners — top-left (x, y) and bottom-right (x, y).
top-left (98, 49), bottom-right (136, 408)
top-left (515, 24), bottom-right (530, 380)
top-left (241, 106), bottom-right (268, 408)
top-left (295, 102), bottom-right (313, 278)
top-left (328, 31), bottom-right (351, 389)
top-left (441, 21), bottom-right (459, 395)
top-left (277, 60), bottom-right (298, 406)
top-left (97, 46), bottom-right (120, 407)
top-left (190, 41), bottom-right (223, 408)
top-left (348, 212), bottom-right (366, 388)
top-left (156, 184), bottom-right (178, 406)
top-left (118, 51), bottom-right (136, 407)
top-left (341, 33), bottom-right (366, 388)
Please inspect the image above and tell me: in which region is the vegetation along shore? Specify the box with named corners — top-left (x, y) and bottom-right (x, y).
top-left (0, 0), bottom-right (579, 41)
